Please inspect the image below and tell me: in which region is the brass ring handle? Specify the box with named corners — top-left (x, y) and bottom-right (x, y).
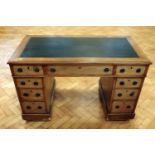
top-left (38, 106), bottom-right (42, 109)
top-left (26, 106), bottom-right (31, 110)
top-left (120, 68), bottom-right (125, 73)
top-left (21, 81), bottom-right (25, 85)
top-left (104, 68), bottom-right (110, 72)
top-left (35, 93), bottom-right (40, 97)
top-left (132, 81), bottom-right (138, 85)
top-left (34, 67), bottom-right (40, 72)
top-left (117, 93), bottom-right (122, 97)
top-left (136, 68), bottom-right (141, 73)
top-left (115, 105), bottom-right (120, 109)
top-left (17, 68), bottom-right (23, 72)
top-left (34, 82), bottom-right (38, 85)
top-left (119, 81), bottom-right (125, 85)
top-left (50, 68), bottom-right (56, 72)
top-left (23, 93), bottom-right (29, 97)
top-left (126, 105), bottom-right (131, 109)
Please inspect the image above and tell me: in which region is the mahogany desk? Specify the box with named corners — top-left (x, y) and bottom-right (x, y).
top-left (7, 36), bottom-right (151, 121)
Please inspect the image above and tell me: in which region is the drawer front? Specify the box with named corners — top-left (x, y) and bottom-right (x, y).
top-left (19, 89), bottom-right (44, 101)
top-left (16, 78), bottom-right (43, 88)
top-left (111, 101), bottom-right (135, 113)
top-left (13, 65), bottom-right (43, 76)
top-left (111, 101), bottom-right (124, 113)
top-left (116, 65), bottom-right (146, 76)
top-left (116, 78), bottom-right (142, 88)
top-left (114, 89), bottom-right (139, 100)
top-left (47, 65), bottom-right (113, 76)
top-left (123, 101), bottom-right (135, 113)
top-left (22, 102), bottom-right (46, 114)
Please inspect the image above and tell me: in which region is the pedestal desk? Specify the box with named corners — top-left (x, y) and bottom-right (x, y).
top-left (7, 36), bottom-right (151, 121)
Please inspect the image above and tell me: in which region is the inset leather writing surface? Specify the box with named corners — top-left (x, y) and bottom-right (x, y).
top-left (20, 37), bottom-right (139, 58)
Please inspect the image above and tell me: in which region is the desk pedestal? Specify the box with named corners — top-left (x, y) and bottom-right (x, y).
top-left (99, 79), bottom-right (135, 121)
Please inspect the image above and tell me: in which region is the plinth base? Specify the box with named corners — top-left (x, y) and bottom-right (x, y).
top-left (22, 113), bottom-right (51, 121)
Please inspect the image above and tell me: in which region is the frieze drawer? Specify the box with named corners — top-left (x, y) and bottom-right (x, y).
top-left (47, 65), bottom-right (113, 76)
top-left (116, 65), bottom-right (146, 76)
top-left (13, 65), bottom-right (43, 76)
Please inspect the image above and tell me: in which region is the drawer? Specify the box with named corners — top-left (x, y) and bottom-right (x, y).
top-left (13, 65), bottom-right (43, 76)
top-left (116, 65), bottom-right (146, 76)
top-left (114, 89), bottom-right (139, 100)
top-left (123, 101), bottom-right (135, 113)
top-left (47, 65), bottom-right (113, 76)
top-left (22, 102), bottom-right (46, 114)
top-left (115, 78), bottom-right (142, 88)
top-left (111, 101), bottom-right (124, 113)
top-left (19, 89), bottom-right (44, 101)
top-left (16, 78), bottom-right (43, 88)
top-left (111, 101), bottom-right (135, 113)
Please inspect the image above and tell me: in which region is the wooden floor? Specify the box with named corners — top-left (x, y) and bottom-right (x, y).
top-left (0, 26), bottom-right (155, 128)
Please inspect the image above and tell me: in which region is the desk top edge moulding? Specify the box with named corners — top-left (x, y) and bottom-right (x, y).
top-left (7, 35), bottom-right (152, 121)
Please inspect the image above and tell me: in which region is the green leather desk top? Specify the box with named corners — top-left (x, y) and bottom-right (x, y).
top-left (20, 37), bottom-right (139, 58)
